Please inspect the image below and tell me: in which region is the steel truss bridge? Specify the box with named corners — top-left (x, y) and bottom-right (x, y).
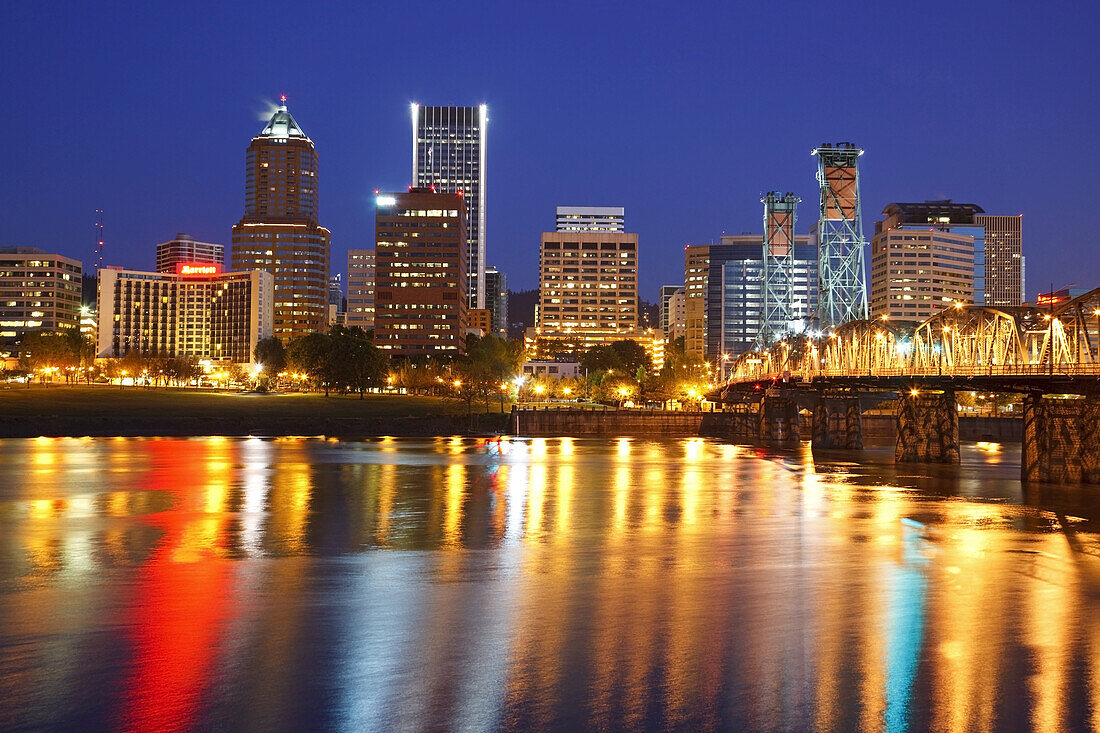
top-left (713, 288), bottom-right (1100, 485)
top-left (725, 288), bottom-right (1100, 388)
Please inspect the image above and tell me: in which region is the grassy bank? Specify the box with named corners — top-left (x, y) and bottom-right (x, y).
top-left (0, 385), bottom-right (512, 437)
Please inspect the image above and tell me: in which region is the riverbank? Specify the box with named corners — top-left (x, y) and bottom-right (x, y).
top-left (0, 385), bottom-right (510, 437)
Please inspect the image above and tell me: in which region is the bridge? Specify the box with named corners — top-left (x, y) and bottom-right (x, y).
top-left (713, 287), bottom-right (1100, 484)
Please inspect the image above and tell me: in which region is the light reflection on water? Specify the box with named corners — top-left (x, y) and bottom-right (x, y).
top-left (1, 436), bottom-right (1099, 731)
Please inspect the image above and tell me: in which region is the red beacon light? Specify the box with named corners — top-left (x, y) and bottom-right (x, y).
top-left (430, 184), bottom-right (436, 192)
top-left (280, 94), bottom-right (287, 103)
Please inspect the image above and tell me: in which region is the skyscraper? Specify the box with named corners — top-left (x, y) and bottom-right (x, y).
top-left (346, 249), bottom-right (376, 330)
top-left (156, 233), bottom-right (223, 274)
top-left (374, 189), bottom-right (468, 355)
top-left (484, 266), bottom-right (508, 338)
top-left (411, 104), bottom-right (487, 309)
top-left (231, 99), bottom-right (330, 341)
top-left (976, 214), bottom-right (1023, 307)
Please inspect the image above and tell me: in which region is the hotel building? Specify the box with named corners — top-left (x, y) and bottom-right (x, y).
top-left (412, 104), bottom-right (487, 309)
top-left (96, 264), bottom-right (273, 363)
top-left (373, 189), bottom-right (469, 355)
top-left (0, 247), bottom-right (82, 365)
top-left (231, 100), bottom-right (330, 341)
top-left (346, 249), bottom-right (376, 330)
top-left (156, 233), bottom-right (223, 274)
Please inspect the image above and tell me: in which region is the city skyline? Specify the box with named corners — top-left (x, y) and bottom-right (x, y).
top-left (3, 2), bottom-right (1098, 303)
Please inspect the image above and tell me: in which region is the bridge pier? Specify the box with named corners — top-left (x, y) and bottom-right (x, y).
top-left (1023, 395), bottom-right (1100, 484)
top-left (895, 390), bottom-right (959, 463)
top-left (811, 398), bottom-right (863, 450)
top-left (760, 395), bottom-right (800, 446)
top-left (723, 404), bottom-right (760, 441)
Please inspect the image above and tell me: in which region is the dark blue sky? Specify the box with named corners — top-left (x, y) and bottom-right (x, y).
top-left (3, 0), bottom-right (1098, 300)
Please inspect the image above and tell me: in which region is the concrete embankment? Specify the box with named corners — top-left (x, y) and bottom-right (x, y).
top-left (0, 413), bottom-right (510, 439)
top-left (511, 408), bottom-right (1023, 442)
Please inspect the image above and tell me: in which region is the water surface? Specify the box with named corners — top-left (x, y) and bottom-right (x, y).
top-left (2, 436), bottom-right (1099, 731)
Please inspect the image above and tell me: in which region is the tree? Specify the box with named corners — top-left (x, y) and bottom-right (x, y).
top-left (18, 330), bottom-right (78, 383)
top-left (287, 332), bottom-right (333, 394)
top-left (609, 339), bottom-right (651, 376)
top-left (327, 326), bottom-right (387, 398)
top-left (254, 337), bottom-right (287, 378)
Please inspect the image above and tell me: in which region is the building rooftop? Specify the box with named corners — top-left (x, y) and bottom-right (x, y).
top-left (258, 101), bottom-right (310, 141)
top-left (881, 200), bottom-right (985, 225)
top-left (0, 246), bottom-right (47, 255)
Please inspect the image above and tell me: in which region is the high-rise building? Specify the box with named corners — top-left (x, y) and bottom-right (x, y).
top-left (374, 189), bottom-right (468, 355)
top-left (231, 99), bottom-right (331, 342)
top-left (870, 203), bottom-right (976, 320)
top-left (711, 235), bottom-right (817, 360)
top-left (156, 233), bottom-right (223, 274)
top-left (531, 227), bottom-right (662, 367)
top-left (536, 231), bottom-right (638, 338)
top-left (684, 234), bottom-right (818, 362)
top-left (683, 245), bottom-right (711, 360)
top-left (668, 289), bottom-right (686, 343)
top-left (412, 104), bottom-right (487, 310)
top-left (96, 265), bottom-right (272, 363)
top-left (977, 214), bottom-right (1023, 307)
top-left (555, 206), bottom-right (625, 232)
top-left (346, 249), bottom-right (376, 330)
top-left (327, 274), bottom-right (345, 325)
top-left (0, 247), bottom-right (82, 365)
top-left (659, 284), bottom-right (681, 334)
top-left (484, 266), bottom-right (508, 338)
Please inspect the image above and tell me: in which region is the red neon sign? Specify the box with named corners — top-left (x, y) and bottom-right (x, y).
top-left (176, 263), bottom-right (220, 276)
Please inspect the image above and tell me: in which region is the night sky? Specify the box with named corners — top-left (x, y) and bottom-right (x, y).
top-left (4, 0), bottom-right (1098, 301)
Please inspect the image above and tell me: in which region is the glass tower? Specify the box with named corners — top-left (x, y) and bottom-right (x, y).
top-left (411, 104), bottom-right (487, 309)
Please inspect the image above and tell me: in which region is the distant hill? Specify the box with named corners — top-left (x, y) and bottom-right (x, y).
top-left (507, 289), bottom-right (538, 340)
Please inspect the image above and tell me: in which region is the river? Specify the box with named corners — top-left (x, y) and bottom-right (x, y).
top-left (2, 436), bottom-right (1099, 731)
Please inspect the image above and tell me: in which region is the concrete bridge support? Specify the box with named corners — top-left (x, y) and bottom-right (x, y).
top-left (811, 398), bottom-right (863, 450)
top-left (723, 405), bottom-right (760, 441)
top-left (1022, 395), bottom-right (1100, 484)
top-left (760, 396), bottom-right (800, 446)
top-left (895, 390), bottom-right (959, 463)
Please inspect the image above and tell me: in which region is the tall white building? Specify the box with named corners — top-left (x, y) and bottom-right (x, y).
top-left (156, 233), bottom-right (224, 274)
top-left (555, 206), bottom-right (625, 232)
top-left (411, 104), bottom-right (487, 309)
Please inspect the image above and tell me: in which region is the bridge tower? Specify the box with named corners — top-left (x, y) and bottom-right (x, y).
top-left (812, 143), bottom-right (868, 329)
top-left (759, 191), bottom-right (800, 347)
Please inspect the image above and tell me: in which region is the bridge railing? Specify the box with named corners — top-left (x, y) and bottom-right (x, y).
top-left (730, 362), bottom-right (1100, 384)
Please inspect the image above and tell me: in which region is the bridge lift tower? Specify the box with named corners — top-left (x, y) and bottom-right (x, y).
top-left (812, 143), bottom-right (868, 329)
top-left (758, 191), bottom-right (800, 347)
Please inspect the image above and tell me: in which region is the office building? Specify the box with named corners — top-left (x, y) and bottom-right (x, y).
top-left (659, 284), bottom-right (681, 334)
top-left (231, 99), bottom-right (331, 341)
top-left (668, 288), bottom-right (686, 343)
top-left (684, 235), bottom-right (817, 362)
top-left (346, 249), bottom-right (376, 330)
top-left (0, 247), bottom-right (82, 365)
top-left (871, 203), bottom-right (976, 320)
top-left (873, 200), bottom-right (1024, 308)
top-left (96, 265), bottom-right (273, 363)
top-left (555, 206), bottom-right (625, 232)
top-left (536, 230), bottom-right (638, 338)
top-left (327, 274), bottom-right (344, 325)
top-left (978, 214), bottom-right (1023, 307)
top-left (374, 189), bottom-right (468, 355)
top-left (468, 308), bottom-right (492, 334)
top-left (531, 227), bottom-right (663, 368)
top-left (156, 234), bottom-right (223, 274)
top-left (412, 104), bottom-right (487, 310)
top-left (484, 266), bottom-right (508, 338)
top-left (711, 235), bottom-right (817, 360)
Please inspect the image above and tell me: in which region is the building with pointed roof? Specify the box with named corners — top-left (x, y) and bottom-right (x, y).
top-left (231, 99), bottom-right (331, 341)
